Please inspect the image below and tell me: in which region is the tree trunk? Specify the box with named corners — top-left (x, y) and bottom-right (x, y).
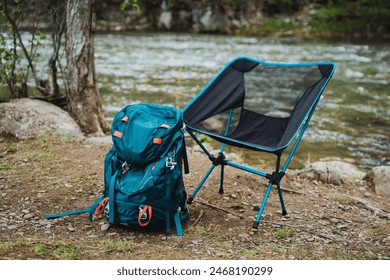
top-left (65, 0), bottom-right (108, 135)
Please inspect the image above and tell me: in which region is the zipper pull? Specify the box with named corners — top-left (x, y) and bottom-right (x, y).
top-left (165, 157), bottom-right (177, 170)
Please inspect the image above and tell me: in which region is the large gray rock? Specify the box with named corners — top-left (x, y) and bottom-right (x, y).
top-left (193, 6), bottom-right (230, 33)
top-left (0, 98), bottom-right (84, 140)
top-left (364, 166), bottom-right (390, 197)
top-left (297, 160), bottom-right (365, 185)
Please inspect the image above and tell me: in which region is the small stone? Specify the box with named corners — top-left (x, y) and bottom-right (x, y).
top-left (330, 218), bottom-right (339, 224)
top-left (337, 224), bottom-right (348, 231)
top-left (7, 225), bottom-right (18, 230)
top-left (191, 240), bottom-right (201, 245)
top-left (21, 209), bottom-right (29, 214)
top-left (306, 237), bottom-right (315, 242)
top-left (216, 251), bottom-right (225, 257)
top-left (86, 234), bottom-right (98, 239)
top-left (100, 223), bottom-right (110, 232)
top-left (230, 194), bottom-right (238, 199)
top-left (67, 227), bottom-right (76, 232)
top-left (161, 236), bottom-right (167, 241)
top-left (364, 192), bottom-right (372, 197)
top-left (23, 213), bottom-right (35, 219)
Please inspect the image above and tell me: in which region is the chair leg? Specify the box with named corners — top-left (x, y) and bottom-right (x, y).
top-left (188, 164), bottom-right (216, 204)
top-left (219, 165), bottom-right (225, 194)
top-left (252, 181), bottom-right (273, 229)
top-left (276, 184), bottom-right (287, 216)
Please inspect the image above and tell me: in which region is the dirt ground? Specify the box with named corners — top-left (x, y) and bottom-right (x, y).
top-left (0, 135), bottom-right (389, 260)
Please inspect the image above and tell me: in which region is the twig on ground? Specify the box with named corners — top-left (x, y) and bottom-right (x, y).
top-left (280, 187), bottom-right (305, 195)
top-left (195, 199), bottom-right (246, 219)
top-left (191, 210), bottom-right (204, 226)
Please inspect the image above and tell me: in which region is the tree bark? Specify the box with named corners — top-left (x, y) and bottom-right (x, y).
top-left (65, 0), bottom-right (108, 135)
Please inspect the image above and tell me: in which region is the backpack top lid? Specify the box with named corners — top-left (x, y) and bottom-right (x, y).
top-left (111, 103), bottom-right (183, 166)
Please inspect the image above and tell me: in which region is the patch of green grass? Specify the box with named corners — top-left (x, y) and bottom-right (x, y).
top-left (331, 227), bottom-right (341, 235)
top-left (0, 239), bottom-right (26, 254)
top-left (5, 143), bottom-right (17, 153)
top-left (35, 243), bottom-right (47, 256)
top-left (275, 228), bottom-right (296, 239)
top-left (52, 243), bottom-right (79, 260)
top-left (101, 239), bottom-right (133, 255)
top-left (0, 162), bottom-right (11, 171)
top-left (211, 241), bottom-right (233, 249)
top-left (186, 225), bottom-right (209, 234)
top-left (336, 251), bottom-right (349, 260)
top-left (239, 248), bottom-right (259, 259)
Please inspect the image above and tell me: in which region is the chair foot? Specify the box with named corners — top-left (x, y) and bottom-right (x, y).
top-left (187, 197), bottom-right (193, 205)
top-left (282, 209), bottom-right (287, 216)
top-left (218, 189), bottom-right (224, 194)
top-left (252, 221), bottom-right (259, 229)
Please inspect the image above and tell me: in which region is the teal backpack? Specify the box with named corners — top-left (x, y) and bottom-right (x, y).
top-left (46, 103), bottom-right (189, 236)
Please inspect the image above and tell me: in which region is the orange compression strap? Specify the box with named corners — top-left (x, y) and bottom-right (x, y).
top-left (153, 138), bottom-right (163, 145)
top-left (138, 205), bottom-right (153, 227)
top-left (94, 197), bottom-right (109, 216)
top-left (113, 131), bottom-right (123, 138)
top-left (121, 116), bottom-right (129, 122)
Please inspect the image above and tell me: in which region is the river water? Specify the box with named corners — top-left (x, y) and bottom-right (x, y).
top-left (93, 33), bottom-right (389, 170)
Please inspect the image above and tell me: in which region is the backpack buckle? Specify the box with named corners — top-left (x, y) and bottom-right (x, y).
top-left (139, 206), bottom-right (148, 221)
top-left (138, 205), bottom-right (152, 227)
top-left (122, 161), bottom-right (131, 174)
top-left (165, 157), bottom-right (177, 170)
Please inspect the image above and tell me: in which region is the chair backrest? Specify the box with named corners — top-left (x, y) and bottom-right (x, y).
top-left (183, 57), bottom-right (335, 152)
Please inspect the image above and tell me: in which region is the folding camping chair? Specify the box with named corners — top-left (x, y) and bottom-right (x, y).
top-left (182, 57), bottom-right (336, 229)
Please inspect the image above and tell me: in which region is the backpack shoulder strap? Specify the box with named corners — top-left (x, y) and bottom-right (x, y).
top-left (45, 194), bottom-right (106, 220)
top-left (45, 207), bottom-right (91, 220)
top-left (181, 135), bottom-right (189, 174)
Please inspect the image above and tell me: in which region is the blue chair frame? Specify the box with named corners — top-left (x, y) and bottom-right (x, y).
top-left (182, 57), bottom-right (336, 229)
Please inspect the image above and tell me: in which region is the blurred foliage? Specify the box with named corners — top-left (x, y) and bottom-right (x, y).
top-left (234, 18), bottom-right (304, 37)
top-left (0, 1), bottom-right (46, 99)
top-left (120, 0), bottom-right (141, 12)
top-left (262, 0), bottom-right (307, 15)
top-left (311, 0), bottom-right (390, 36)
